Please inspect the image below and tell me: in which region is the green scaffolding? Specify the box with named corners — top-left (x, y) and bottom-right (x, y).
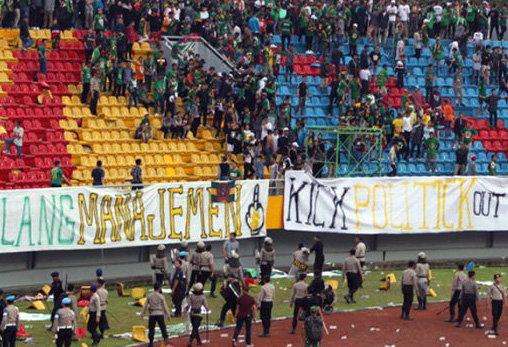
top-left (305, 126), bottom-right (384, 177)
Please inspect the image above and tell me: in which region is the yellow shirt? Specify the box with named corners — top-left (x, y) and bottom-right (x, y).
top-left (393, 118), bottom-right (403, 137)
top-left (422, 114), bottom-right (431, 127)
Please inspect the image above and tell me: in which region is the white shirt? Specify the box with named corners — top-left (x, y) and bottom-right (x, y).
top-left (13, 126), bottom-right (24, 147)
top-left (398, 4), bottom-right (410, 21)
top-left (359, 68), bottom-right (371, 81)
top-left (389, 146), bottom-right (397, 164)
top-left (413, 32), bottom-right (422, 49)
top-left (402, 116), bottom-right (412, 132)
top-left (473, 32), bottom-right (483, 45)
top-left (449, 41), bottom-right (459, 58)
top-left (396, 40), bottom-right (405, 61)
top-left (387, 5), bottom-right (398, 22)
top-left (433, 5), bottom-right (443, 21)
top-left (473, 53), bottom-right (481, 70)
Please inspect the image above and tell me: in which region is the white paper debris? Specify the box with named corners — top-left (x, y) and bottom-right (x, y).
top-left (483, 316), bottom-right (487, 321)
top-left (330, 325), bottom-right (337, 330)
top-left (439, 337), bottom-right (446, 341)
top-left (287, 345), bottom-right (292, 347)
top-left (351, 324), bottom-right (355, 329)
top-left (445, 344), bottom-right (450, 347)
top-left (341, 336), bottom-right (347, 340)
top-left (396, 328), bottom-right (400, 333)
top-left (488, 335), bottom-right (497, 339)
top-left (220, 334), bottom-right (228, 338)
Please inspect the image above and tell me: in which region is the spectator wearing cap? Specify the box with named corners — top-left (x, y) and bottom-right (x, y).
top-left (52, 296), bottom-right (76, 347)
top-left (289, 142), bottom-right (299, 165)
top-left (87, 284), bottom-right (101, 346)
top-left (277, 127), bottom-right (290, 157)
top-left (0, 295), bottom-right (18, 346)
top-left (48, 272), bottom-right (64, 324)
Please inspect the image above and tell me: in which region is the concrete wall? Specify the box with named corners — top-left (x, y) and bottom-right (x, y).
top-left (2, 230), bottom-right (508, 290)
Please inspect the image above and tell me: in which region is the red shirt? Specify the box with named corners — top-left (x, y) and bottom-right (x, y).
top-left (237, 293), bottom-right (256, 318)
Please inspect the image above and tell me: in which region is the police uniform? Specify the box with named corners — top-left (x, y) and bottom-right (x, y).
top-left (225, 256), bottom-right (245, 286)
top-left (259, 246), bottom-right (275, 282)
top-left (1, 298), bottom-right (19, 347)
top-left (415, 261), bottom-right (430, 309)
top-left (401, 267), bottom-right (419, 319)
top-left (52, 299), bottom-right (76, 347)
top-left (171, 266), bottom-right (187, 317)
top-left (188, 249), bottom-right (202, 292)
top-left (97, 285), bottom-right (109, 338)
top-left (290, 280), bottom-right (308, 333)
top-left (198, 248), bottom-right (216, 296)
top-left (258, 282), bottom-right (275, 337)
top-left (141, 290), bottom-right (170, 346)
top-left (187, 284), bottom-right (208, 346)
top-left (488, 280), bottom-right (506, 334)
top-left (456, 277), bottom-right (481, 327)
top-left (355, 242), bottom-right (366, 268)
top-left (448, 270), bottom-right (466, 322)
top-left (151, 246), bottom-right (169, 285)
top-left (87, 288), bottom-right (101, 345)
top-left (343, 255), bottom-right (362, 303)
top-left (288, 248), bottom-right (310, 279)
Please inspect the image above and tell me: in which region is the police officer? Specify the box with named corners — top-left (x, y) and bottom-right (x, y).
top-left (225, 252), bottom-right (244, 286)
top-left (343, 249), bottom-right (363, 304)
top-left (179, 251), bottom-right (192, 289)
top-left (415, 252), bottom-right (430, 310)
top-left (87, 285), bottom-right (101, 346)
top-left (488, 274), bottom-right (507, 335)
top-left (151, 245), bottom-right (169, 285)
top-left (141, 282), bottom-right (170, 347)
top-left (199, 244), bottom-right (216, 298)
top-left (0, 296), bottom-right (18, 347)
top-left (258, 276), bottom-right (275, 338)
top-left (258, 237), bottom-right (275, 284)
top-left (171, 259), bottom-right (187, 317)
top-left (172, 241), bottom-right (190, 264)
top-left (401, 261), bottom-right (419, 320)
top-left (63, 284), bottom-right (78, 317)
top-left (185, 283), bottom-right (209, 346)
top-left (217, 273), bottom-right (241, 328)
top-left (290, 273), bottom-right (308, 334)
top-left (96, 279), bottom-right (109, 339)
top-left (189, 242), bottom-right (205, 292)
top-left (48, 272), bottom-right (64, 324)
top-left (447, 263), bottom-right (466, 322)
top-left (355, 237), bottom-right (367, 268)
top-left (288, 246), bottom-right (310, 279)
top-left (52, 297), bottom-right (76, 347)
top-left (456, 271), bottom-right (483, 329)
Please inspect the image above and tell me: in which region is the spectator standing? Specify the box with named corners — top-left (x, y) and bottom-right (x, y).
top-left (410, 117), bottom-right (424, 161)
top-left (37, 39), bottom-right (47, 76)
top-left (453, 113), bottom-right (466, 149)
top-left (3, 120), bottom-right (24, 158)
top-left (50, 160), bottom-right (71, 187)
top-left (91, 160), bottom-right (105, 186)
top-left (90, 70), bottom-right (101, 116)
top-left (443, 99), bottom-right (454, 138)
top-left (469, 155), bottom-right (478, 176)
top-left (402, 113), bottom-right (412, 160)
top-left (389, 144), bottom-right (398, 176)
top-left (310, 235), bottom-right (324, 274)
top-left (454, 143), bottom-right (469, 175)
top-left (218, 156), bottom-right (230, 180)
top-left (232, 286), bottom-right (257, 347)
top-left (130, 158), bottom-right (143, 190)
top-left (489, 154), bottom-right (498, 176)
top-left (481, 89), bottom-right (508, 128)
top-left (426, 132), bottom-right (439, 173)
top-left (296, 76), bottom-right (308, 115)
top-left (453, 66), bottom-right (465, 106)
top-left (81, 63), bottom-right (91, 103)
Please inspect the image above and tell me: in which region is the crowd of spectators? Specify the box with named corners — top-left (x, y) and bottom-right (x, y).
top-left (4, 0), bottom-right (508, 181)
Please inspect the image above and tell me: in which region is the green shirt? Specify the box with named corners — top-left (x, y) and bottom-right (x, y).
top-left (82, 65), bottom-right (91, 83)
top-left (230, 169), bottom-right (242, 179)
top-left (432, 43), bottom-right (443, 60)
top-left (94, 14), bottom-right (106, 30)
top-left (426, 137), bottom-right (439, 156)
top-left (379, 70), bottom-right (388, 87)
top-left (425, 70), bottom-right (434, 87)
top-left (350, 81), bottom-right (360, 100)
top-left (38, 45), bottom-right (46, 63)
top-left (338, 80), bottom-right (347, 96)
top-left (154, 79), bottom-right (164, 98)
top-left (466, 6), bottom-right (476, 22)
top-left (51, 167), bottom-right (63, 186)
top-left (281, 20), bottom-right (292, 36)
top-left (489, 160), bottom-right (497, 176)
top-left (462, 127), bottom-right (477, 144)
top-left (479, 80), bottom-right (486, 98)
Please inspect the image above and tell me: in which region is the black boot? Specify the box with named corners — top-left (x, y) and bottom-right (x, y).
top-left (415, 298), bottom-right (423, 310)
top-left (446, 316), bottom-right (456, 323)
top-left (423, 297), bottom-right (427, 310)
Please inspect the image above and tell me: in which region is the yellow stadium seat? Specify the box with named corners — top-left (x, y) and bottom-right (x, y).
top-left (81, 132), bottom-right (93, 142)
top-left (191, 154), bottom-right (201, 164)
top-left (117, 168), bottom-right (128, 178)
top-left (132, 326), bottom-right (149, 343)
top-left (134, 298), bottom-right (146, 307)
top-left (121, 143), bottom-right (132, 153)
top-left (0, 73), bottom-right (11, 84)
top-left (176, 167), bottom-right (186, 177)
top-left (92, 144), bottom-right (104, 154)
top-left (204, 142), bottom-right (215, 152)
top-left (187, 142), bottom-right (198, 152)
top-left (116, 156), bottom-right (126, 167)
top-left (106, 156), bottom-right (117, 167)
top-left (117, 96), bottom-right (127, 105)
top-left (3, 50), bottom-right (14, 61)
top-left (153, 155), bottom-right (163, 165)
top-left (163, 154), bottom-right (173, 164)
top-left (28, 300), bottom-right (46, 310)
top-left (130, 143), bottom-right (141, 153)
top-left (62, 96), bottom-right (72, 106)
top-left (71, 96), bottom-right (81, 105)
top-left (200, 154), bottom-right (210, 163)
top-left (173, 154), bottom-right (183, 163)
top-left (131, 288), bottom-right (146, 299)
top-left (64, 131), bottom-right (77, 142)
top-left (148, 142), bottom-right (159, 152)
top-left (68, 84), bottom-right (78, 94)
top-left (119, 131), bottom-right (130, 140)
top-left (61, 31), bottom-right (75, 40)
top-left (144, 155), bottom-right (154, 166)
top-left (209, 154), bottom-right (220, 164)
top-left (326, 280), bottom-right (339, 290)
top-left (111, 144), bottom-right (122, 153)
top-left (146, 168), bottom-right (157, 178)
top-left (193, 167), bottom-right (203, 177)
top-left (110, 131), bottom-right (120, 142)
top-left (202, 166), bottom-right (213, 179)
top-left (125, 155), bottom-right (136, 166)
top-left (108, 96), bottom-right (119, 106)
top-left (177, 143), bottom-right (187, 152)
top-left (166, 167), bottom-right (177, 177)
top-left (139, 143), bottom-right (149, 153)
top-left (91, 131), bottom-right (102, 142)
top-left (0, 61), bottom-right (9, 72)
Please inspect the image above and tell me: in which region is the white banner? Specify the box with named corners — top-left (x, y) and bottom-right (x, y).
top-left (0, 180), bottom-right (269, 253)
top-left (284, 171), bottom-right (508, 234)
